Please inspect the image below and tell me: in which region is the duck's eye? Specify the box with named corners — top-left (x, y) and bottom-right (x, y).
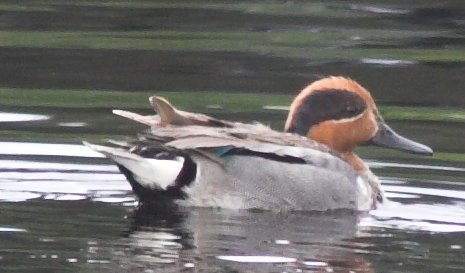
top-left (345, 105), bottom-right (360, 115)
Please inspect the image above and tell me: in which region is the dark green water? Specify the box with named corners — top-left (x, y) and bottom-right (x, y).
top-left (0, 1), bottom-right (464, 272)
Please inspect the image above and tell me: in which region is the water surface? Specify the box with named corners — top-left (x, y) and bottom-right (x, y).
top-left (0, 1), bottom-right (464, 272)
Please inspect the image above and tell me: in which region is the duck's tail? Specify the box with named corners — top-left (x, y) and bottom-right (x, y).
top-left (83, 141), bottom-right (192, 199)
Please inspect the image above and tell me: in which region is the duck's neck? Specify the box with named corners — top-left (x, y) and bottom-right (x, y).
top-left (342, 152), bottom-right (384, 204)
top-left (341, 152), bottom-right (367, 172)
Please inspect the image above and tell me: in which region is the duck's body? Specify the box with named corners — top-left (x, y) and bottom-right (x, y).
top-left (86, 123), bottom-right (377, 211)
top-left (85, 77), bottom-right (432, 211)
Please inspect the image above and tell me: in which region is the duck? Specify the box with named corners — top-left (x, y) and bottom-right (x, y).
top-left (84, 76), bottom-right (433, 211)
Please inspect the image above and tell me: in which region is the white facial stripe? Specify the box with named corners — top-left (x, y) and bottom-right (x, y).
top-left (330, 109), bottom-right (366, 123)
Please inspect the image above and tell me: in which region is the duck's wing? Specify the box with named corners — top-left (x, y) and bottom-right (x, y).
top-left (110, 95), bottom-right (324, 154)
top-left (140, 123), bottom-right (341, 165)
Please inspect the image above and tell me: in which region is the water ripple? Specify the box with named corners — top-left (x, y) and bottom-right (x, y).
top-left (0, 158), bottom-right (131, 203)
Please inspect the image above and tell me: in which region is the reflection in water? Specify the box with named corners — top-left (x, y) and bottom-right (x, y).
top-left (0, 112), bottom-right (49, 122)
top-left (0, 159), bottom-right (131, 203)
top-left (56, 122), bottom-right (88, 127)
top-left (348, 5), bottom-right (409, 15)
top-left (216, 256), bottom-right (297, 263)
top-left (114, 199), bottom-right (465, 272)
top-left (369, 161), bottom-right (465, 172)
top-left (0, 227), bottom-right (27, 232)
top-left (368, 202), bottom-right (465, 232)
top-left (116, 206), bottom-right (373, 273)
top-left (0, 199), bottom-right (129, 272)
top-left (359, 58), bottom-right (415, 66)
top-left (0, 142), bottom-right (103, 157)
top-left (0, 141), bottom-right (132, 203)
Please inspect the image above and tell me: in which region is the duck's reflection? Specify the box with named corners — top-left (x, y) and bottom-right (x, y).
top-left (115, 205), bottom-right (374, 273)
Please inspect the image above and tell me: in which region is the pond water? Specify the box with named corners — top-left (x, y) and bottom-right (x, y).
top-left (1, 1), bottom-right (465, 272)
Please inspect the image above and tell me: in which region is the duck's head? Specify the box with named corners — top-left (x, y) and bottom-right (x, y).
top-left (285, 76), bottom-right (432, 168)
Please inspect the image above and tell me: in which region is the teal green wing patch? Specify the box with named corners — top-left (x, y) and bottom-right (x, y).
top-left (211, 146), bottom-right (235, 158)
